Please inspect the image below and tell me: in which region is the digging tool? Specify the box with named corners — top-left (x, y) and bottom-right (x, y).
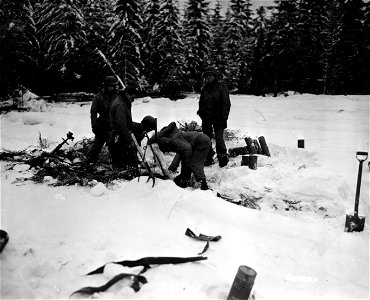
top-left (344, 151), bottom-right (368, 232)
top-left (130, 133), bottom-right (155, 187)
top-left (143, 132), bottom-right (170, 179)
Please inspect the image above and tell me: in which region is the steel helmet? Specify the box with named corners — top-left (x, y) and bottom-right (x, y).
top-left (141, 115), bottom-right (157, 132)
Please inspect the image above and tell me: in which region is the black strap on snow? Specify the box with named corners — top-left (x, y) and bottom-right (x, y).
top-left (86, 255), bottom-right (207, 276)
top-left (71, 272), bottom-right (148, 296)
top-left (185, 228), bottom-right (221, 255)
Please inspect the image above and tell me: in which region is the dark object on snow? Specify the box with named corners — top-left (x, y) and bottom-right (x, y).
top-left (258, 136), bottom-right (271, 156)
top-left (227, 265), bottom-right (257, 300)
top-left (71, 272), bottom-right (148, 296)
top-left (185, 228), bottom-right (221, 242)
top-left (87, 256), bottom-right (207, 276)
top-left (253, 139), bottom-right (263, 154)
top-left (50, 131), bottom-right (74, 154)
top-left (345, 151), bottom-right (368, 232)
top-left (245, 137), bottom-right (257, 155)
top-left (0, 230), bottom-right (9, 253)
top-left (241, 155), bottom-right (257, 170)
top-left (228, 146), bottom-right (249, 158)
top-left (298, 139), bottom-right (305, 148)
top-left (185, 228), bottom-right (221, 255)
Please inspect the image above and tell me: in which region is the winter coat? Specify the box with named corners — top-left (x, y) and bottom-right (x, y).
top-left (90, 88), bottom-right (118, 133)
top-left (109, 94), bottom-right (133, 144)
top-left (198, 79), bottom-right (231, 125)
top-left (158, 123), bottom-right (211, 180)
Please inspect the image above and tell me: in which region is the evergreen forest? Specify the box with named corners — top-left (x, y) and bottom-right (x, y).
top-left (1, 0), bottom-right (369, 98)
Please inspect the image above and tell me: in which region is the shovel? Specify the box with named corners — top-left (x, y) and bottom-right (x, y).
top-left (344, 151), bottom-right (368, 232)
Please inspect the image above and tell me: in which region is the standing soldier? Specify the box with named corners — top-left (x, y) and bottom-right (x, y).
top-left (197, 66), bottom-right (231, 167)
top-left (108, 87), bottom-right (156, 169)
top-left (87, 76), bottom-right (118, 164)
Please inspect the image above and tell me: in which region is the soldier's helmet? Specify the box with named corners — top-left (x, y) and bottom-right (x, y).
top-left (141, 115), bottom-right (157, 132)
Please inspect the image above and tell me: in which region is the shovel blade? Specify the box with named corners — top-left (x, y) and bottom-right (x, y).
top-left (344, 214), bottom-right (365, 232)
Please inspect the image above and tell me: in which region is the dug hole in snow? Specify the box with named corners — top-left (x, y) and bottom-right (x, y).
top-left (0, 93), bottom-right (369, 299)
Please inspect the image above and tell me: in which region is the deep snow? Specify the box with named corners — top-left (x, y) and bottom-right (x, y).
top-left (0, 92), bottom-right (369, 299)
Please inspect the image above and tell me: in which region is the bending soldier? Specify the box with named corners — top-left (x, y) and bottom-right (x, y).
top-left (157, 122), bottom-right (211, 190)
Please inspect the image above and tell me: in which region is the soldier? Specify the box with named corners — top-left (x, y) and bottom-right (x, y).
top-left (198, 66), bottom-right (231, 167)
top-left (87, 76), bottom-right (118, 163)
top-left (157, 122), bottom-right (211, 190)
top-left (108, 86), bottom-right (156, 169)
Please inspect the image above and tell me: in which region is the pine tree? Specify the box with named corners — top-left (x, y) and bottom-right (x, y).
top-left (224, 0), bottom-right (254, 91)
top-left (266, 0), bottom-right (300, 93)
top-left (0, 0), bottom-right (39, 95)
top-left (141, 0), bottom-right (162, 88)
top-left (35, 0), bottom-right (86, 92)
top-left (250, 6), bottom-right (270, 95)
top-left (109, 0), bottom-right (144, 88)
top-left (320, 0), bottom-right (343, 94)
top-left (155, 0), bottom-right (187, 96)
top-left (295, 0), bottom-right (328, 93)
top-left (79, 0), bottom-right (114, 91)
top-left (183, 0), bottom-right (212, 91)
top-left (335, 0), bottom-right (366, 94)
top-left (362, 0), bottom-right (370, 93)
top-left (208, 0), bottom-right (227, 74)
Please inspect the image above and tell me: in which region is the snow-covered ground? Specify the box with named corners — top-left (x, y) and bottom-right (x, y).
top-left (0, 92), bottom-right (369, 299)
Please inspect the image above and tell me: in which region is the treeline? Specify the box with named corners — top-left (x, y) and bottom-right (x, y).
top-left (1, 0), bottom-right (369, 98)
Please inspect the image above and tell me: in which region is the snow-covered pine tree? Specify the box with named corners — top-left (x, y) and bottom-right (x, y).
top-left (333, 0), bottom-right (366, 94)
top-left (155, 0), bottom-right (187, 97)
top-left (35, 0), bottom-right (86, 92)
top-left (79, 0), bottom-right (114, 91)
top-left (208, 0), bottom-right (228, 79)
top-left (224, 0), bottom-right (254, 92)
top-left (265, 0), bottom-right (300, 94)
top-left (250, 6), bottom-right (270, 95)
top-left (320, 0), bottom-right (343, 95)
top-left (0, 0), bottom-right (39, 95)
top-left (295, 0), bottom-right (329, 94)
top-left (141, 0), bottom-right (162, 89)
top-left (81, 0), bottom-right (113, 54)
top-left (362, 0), bottom-right (370, 94)
top-left (109, 0), bottom-right (144, 88)
top-left (183, 0), bottom-right (212, 91)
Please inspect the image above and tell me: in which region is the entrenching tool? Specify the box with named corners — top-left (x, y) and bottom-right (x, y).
top-left (130, 133), bottom-right (156, 187)
top-left (344, 151), bottom-right (368, 232)
top-left (143, 132), bottom-right (170, 179)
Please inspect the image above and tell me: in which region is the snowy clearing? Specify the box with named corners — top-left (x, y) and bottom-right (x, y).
top-left (1, 93), bottom-right (369, 299)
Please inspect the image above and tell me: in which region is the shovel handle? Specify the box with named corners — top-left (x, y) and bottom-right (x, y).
top-left (356, 151), bottom-right (368, 162)
top-left (354, 154), bottom-right (366, 217)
